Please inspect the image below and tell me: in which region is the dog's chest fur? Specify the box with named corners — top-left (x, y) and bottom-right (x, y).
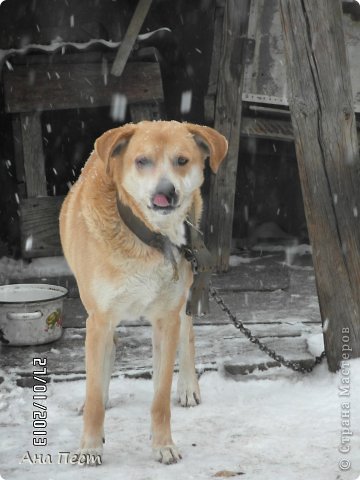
top-left (92, 252), bottom-right (190, 324)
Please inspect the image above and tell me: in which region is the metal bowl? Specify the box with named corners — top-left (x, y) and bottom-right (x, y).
top-left (0, 284), bottom-right (68, 346)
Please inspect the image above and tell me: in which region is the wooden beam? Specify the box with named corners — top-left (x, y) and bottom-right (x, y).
top-left (206, 0), bottom-right (251, 272)
top-left (280, 0), bottom-right (360, 371)
top-left (111, 0), bottom-right (153, 77)
top-left (3, 62), bottom-right (163, 113)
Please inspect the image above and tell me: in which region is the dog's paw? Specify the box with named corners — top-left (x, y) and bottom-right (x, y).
top-left (177, 378), bottom-right (201, 407)
top-left (152, 444), bottom-right (182, 464)
top-left (75, 436), bottom-right (104, 466)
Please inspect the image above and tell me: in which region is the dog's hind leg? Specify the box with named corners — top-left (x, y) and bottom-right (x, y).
top-left (177, 305), bottom-right (201, 407)
top-left (79, 313), bottom-right (115, 463)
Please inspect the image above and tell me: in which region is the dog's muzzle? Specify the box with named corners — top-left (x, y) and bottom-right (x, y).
top-left (150, 179), bottom-right (179, 214)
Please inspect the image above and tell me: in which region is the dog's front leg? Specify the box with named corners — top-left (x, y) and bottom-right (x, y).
top-left (151, 313), bottom-right (181, 464)
top-left (177, 307), bottom-right (201, 407)
top-left (80, 313), bottom-right (114, 463)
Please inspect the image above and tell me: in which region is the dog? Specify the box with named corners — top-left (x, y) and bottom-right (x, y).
top-left (59, 120), bottom-right (228, 464)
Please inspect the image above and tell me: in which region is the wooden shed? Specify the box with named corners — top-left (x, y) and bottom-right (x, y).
top-left (0, 0), bottom-right (359, 267)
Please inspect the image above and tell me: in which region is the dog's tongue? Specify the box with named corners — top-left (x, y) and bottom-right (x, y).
top-left (153, 194), bottom-right (170, 207)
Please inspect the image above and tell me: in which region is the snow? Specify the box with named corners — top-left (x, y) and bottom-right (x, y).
top-left (137, 28), bottom-right (172, 41)
top-left (229, 254), bottom-right (276, 266)
top-left (180, 90), bottom-right (192, 114)
top-left (0, 39), bottom-right (122, 71)
top-left (110, 94), bottom-right (127, 122)
top-left (1, 358), bottom-right (360, 480)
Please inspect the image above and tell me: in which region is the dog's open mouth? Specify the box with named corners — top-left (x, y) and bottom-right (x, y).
top-left (150, 194), bottom-right (178, 213)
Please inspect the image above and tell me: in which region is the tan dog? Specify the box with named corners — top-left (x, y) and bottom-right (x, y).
top-left (59, 120), bottom-right (228, 464)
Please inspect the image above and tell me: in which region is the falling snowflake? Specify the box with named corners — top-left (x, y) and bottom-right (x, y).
top-left (180, 90), bottom-right (192, 114)
top-left (25, 236), bottom-right (33, 252)
top-left (110, 94), bottom-right (127, 121)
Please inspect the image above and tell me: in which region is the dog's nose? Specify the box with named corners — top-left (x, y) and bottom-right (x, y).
top-left (152, 179), bottom-right (178, 208)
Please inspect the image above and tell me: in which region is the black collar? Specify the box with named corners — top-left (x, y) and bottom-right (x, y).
top-left (116, 195), bottom-right (181, 279)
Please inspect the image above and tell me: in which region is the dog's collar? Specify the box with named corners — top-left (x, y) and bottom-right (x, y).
top-left (116, 194), bottom-right (215, 315)
top-left (116, 194), bottom-right (181, 279)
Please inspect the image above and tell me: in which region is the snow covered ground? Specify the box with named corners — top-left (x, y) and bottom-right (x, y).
top-left (1, 359), bottom-right (359, 480)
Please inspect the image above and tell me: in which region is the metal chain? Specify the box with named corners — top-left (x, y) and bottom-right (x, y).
top-left (209, 285), bottom-right (326, 374)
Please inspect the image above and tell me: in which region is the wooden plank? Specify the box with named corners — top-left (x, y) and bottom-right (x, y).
top-left (205, 0), bottom-right (251, 272)
top-left (212, 264), bottom-right (290, 292)
top-left (3, 62), bottom-right (163, 113)
top-left (20, 112), bottom-right (47, 198)
top-left (111, 0), bottom-right (153, 77)
top-left (240, 116), bottom-right (294, 142)
top-left (0, 325), bottom-right (320, 384)
top-left (13, 52), bottom-right (108, 66)
top-left (280, 0), bottom-right (360, 371)
top-left (20, 196), bottom-right (64, 258)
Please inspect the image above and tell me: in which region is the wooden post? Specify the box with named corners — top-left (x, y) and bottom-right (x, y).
top-left (206, 0), bottom-right (251, 272)
top-left (280, 0), bottom-right (360, 371)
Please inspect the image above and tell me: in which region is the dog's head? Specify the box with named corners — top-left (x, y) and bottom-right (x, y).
top-left (95, 121), bottom-right (228, 226)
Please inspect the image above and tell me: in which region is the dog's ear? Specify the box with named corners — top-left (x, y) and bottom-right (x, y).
top-left (95, 123), bottom-right (136, 175)
top-left (186, 124), bottom-right (228, 174)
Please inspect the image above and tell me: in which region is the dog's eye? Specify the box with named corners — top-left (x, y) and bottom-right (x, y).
top-left (135, 157), bottom-right (153, 168)
top-left (175, 156), bottom-right (189, 167)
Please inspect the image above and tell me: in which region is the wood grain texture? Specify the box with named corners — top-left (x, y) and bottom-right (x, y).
top-left (205, 0), bottom-right (251, 272)
top-left (20, 112), bottom-right (47, 197)
top-left (3, 62), bottom-right (163, 113)
top-left (20, 196), bottom-right (64, 258)
top-left (280, 0), bottom-right (360, 371)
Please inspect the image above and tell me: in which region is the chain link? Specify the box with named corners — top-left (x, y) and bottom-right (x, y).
top-left (209, 285), bottom-right (326, 374)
